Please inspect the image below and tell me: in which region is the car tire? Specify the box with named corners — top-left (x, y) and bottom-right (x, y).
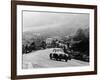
top-left (50, 57), bottom-right (52, 60)
top-left (68, 57), bottom-right (71, 60)
top-left (49, 53), bottom-right (52, 60)
top-left (56, 58), bottom-right (58, 61)
top-left (65, 59), bottom-right (68, 62)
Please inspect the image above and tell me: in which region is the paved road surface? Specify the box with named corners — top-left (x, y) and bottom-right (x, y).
top-left (22, 48), bottom-right (89, 69)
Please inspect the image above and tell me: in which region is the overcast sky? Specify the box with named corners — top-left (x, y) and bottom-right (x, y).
top-left (23, 11), bottom-right (89, 32)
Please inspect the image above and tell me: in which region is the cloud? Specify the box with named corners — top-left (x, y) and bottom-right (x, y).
top-left (23, 11), bottom-right (89, 32)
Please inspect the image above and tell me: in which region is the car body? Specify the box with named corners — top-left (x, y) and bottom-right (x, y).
top-left (49, 48), bottom-right (71, 62)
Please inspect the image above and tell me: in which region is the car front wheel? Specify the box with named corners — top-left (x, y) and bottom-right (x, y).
top-left (65, 58), bottom-right (68, 62)
top-left (49, 53), bottom-right (52, 59)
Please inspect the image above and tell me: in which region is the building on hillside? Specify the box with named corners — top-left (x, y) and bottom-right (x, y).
top-left (45, 38), bottom-right (53, 48)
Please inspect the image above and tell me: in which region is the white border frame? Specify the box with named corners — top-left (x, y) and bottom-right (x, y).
top-left (17, 5), bottom-right (94, 75)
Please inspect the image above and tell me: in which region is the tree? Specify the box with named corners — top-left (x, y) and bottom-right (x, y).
top-left (72, 28), bottom-right (89, 54)
top-left (74, 28), bottom-right (86, 41)
top-left (41, 41), bottom-right (46, 49)
top-left (30, 42), bottom-right (36, 50)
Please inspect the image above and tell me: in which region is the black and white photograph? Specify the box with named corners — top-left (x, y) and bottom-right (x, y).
top-left (22, 11), bottom-right (90, 69)
top-left (11, 1), bottom-right (97, 79)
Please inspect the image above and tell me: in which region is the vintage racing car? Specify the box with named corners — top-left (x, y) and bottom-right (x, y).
top-left (49, 48), bottom-right (71, 62)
